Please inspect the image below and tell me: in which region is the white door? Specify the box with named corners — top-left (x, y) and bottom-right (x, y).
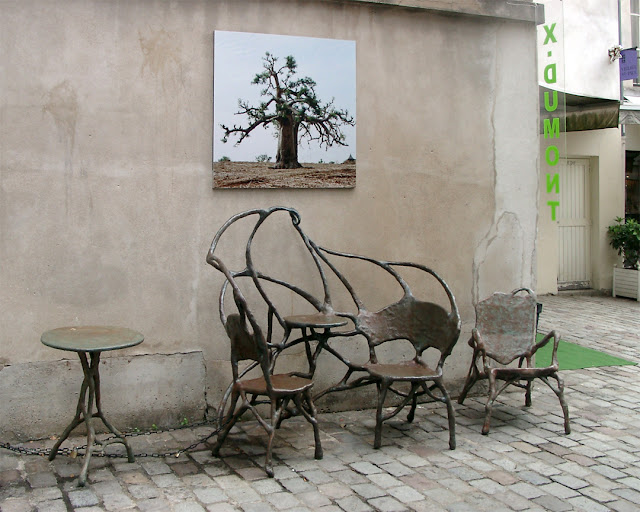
top-left (557, 158), bottom-right (591, 289)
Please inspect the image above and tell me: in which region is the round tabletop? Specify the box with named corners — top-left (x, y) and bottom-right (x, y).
top-left (41, 326), bottom-right (144, 353)
top-left (284, 313), bottom-right (348, 329)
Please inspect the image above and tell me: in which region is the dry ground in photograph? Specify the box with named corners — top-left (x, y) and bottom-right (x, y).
top-left (213, 161), bottom-right (356, 188)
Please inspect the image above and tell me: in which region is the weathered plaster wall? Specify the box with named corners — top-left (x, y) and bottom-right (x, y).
top-left (0, 0), bottom-right (540, 437)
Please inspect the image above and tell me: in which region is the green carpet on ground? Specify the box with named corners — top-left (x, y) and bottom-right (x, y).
top-left (535, 334), bottom-right (637, 370)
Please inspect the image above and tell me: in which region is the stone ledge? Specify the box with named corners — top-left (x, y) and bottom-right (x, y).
top-left (336, 0), bottom-right (544, 23)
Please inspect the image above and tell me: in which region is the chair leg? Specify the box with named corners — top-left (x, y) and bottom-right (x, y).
top-left (433, 380), bottom-right (456, 450)
top-left (407, 384), bottom-right (419, 423)
top-left (297, 391), bottom-right (323, 460)
top-left (458, 361), bottom-right (479, 405)
top-left (541, 374), bottom-right (571, 435)
top-left (264, 399), bottom-right (281, 478)
top-left (212, 390), bottom-right (242, 456)
top-left (525, 379), bottom-right (532, 407)
top-left (482, 372), bottom-right (498, 435)
top-left (374, 380), bottom-right (389, 449)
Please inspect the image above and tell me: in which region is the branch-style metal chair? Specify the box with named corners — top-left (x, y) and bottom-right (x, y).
top-left (207, 207), bottom-right (461, 453)
top-left (457, 288), bottom-right (570, 435)
top-left (206, 255), bottom-right (322, 477)
top-left (308, 250), bottom-right (462, 450)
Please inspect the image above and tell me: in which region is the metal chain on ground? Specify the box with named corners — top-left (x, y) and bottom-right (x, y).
top-left (0, 417), bottom-right (227, 460)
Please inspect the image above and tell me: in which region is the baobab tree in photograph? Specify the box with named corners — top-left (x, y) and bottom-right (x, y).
top-left (220, 52), bottom-right (355, 169)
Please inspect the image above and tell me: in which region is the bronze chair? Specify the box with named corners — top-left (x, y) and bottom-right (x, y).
top-left (458, 288), bottom-right (570, 435)
top-left (207, 256), bottom-right (322, 477)
top-left (323, 255), bottom-right (462, 450)
top-left (300, 245), bottom-right (461, 449)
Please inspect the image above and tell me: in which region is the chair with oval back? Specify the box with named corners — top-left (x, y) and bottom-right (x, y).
top-left (458, 288), bottom-right (570, 435)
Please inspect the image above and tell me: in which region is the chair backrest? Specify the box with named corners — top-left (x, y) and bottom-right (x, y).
top-left (311, 246), bottom-right (461, 365)
top-left (207, 207), bottom-right (461, 369)
top-left (474, 289), bottom-right (537, 365)
top-left (210, 255), bottom-right (275, 390)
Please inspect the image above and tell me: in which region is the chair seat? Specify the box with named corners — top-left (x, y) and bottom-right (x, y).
top-left (237, 373), bottom-right (314, 395)
top-left (364, 361), bottom-right (440, 380)
top-left (490, 364), bottom-right (558, 379)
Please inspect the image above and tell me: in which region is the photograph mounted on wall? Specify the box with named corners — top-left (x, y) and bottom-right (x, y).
top-left (213, 31), bottom-right (356, 189)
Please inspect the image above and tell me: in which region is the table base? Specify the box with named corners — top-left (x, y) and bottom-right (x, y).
top-left (49, 352), bottom-right (134, 486)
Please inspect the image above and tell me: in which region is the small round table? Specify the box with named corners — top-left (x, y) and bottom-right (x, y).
top-left (41, 326), bottom-right (144, 486)
top-left (283, 313), bottom-right (348, 379)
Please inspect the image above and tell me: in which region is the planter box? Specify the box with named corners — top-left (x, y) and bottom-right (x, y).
top-left (613, 266), bottom-right (640, 301)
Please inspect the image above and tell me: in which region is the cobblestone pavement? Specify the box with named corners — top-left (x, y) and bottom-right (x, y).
top-left (2, 294), bottom-right (640, 512)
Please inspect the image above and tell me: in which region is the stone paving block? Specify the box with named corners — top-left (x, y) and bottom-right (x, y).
top-left (377, 462), bottom-right (414, 477)
top-left (280, 475), bottom-right (315, 494)
top-left (67, 488), bottom-right (100, 508)
top-left (296, 490), bottom-right (332, 508)
top-left (566, 495), bottom-right (611, 512)
top-left (366, 473), bottom-right (402, 489)
top-left (508, 481), bottom-right (545, 499)
top-left (468, 477), bottom-right (505, 495)
top-left (317, 481), bottom-right (353, 499)
top-left (121, 470), bottom-right (152, 485)
top-left (608, 499), bottom-right (640, 512)
top-left (193, 486), bottom-right (228, 504)
top-left (173, 502), bottom-right (207, 512)
top-left (204, 503), bottom-right (238, 512)
top-left (367, 496), bottom-right (408, 512)
top-left (349, 461), bottom-right (383, 475)
top-left (240, 502), bottom-right (276, 512)
top-left (515, 470), bottom-right (551, 486)
top-left (335, 494), bottom-right (373, 512)
top-left (386, 485), bottom-right (424, 503)
top-left (127, 483), bottom-right (162, 500)
top-left (26, 471), bottom-right (58, 489)
top-left (612, 486), bottom-right (640, 504)
top-left (141, 460), bottom-right (172, 476)
top-left (0, 497), bottom-right (33, 512)
top-left (531, 494), bottom-right (573, 512)
top-left (29, 486), bottom-right (63, 503)
top-left (550, 473), bottom-right (589, 490)
top-left (265, 491), bottom-right (302, 509)
top-left (538, 482), bottom-right (580, 499)
top-left (300, 469), bottom-right (333, 485)
top-left (251, 478), bottom-right (284, 495)
top-left (35, 499), bottom-right (67, 512)
top-left (151, 472), bottom-right (183, 487)
top-left (484, 470), bottom-right (519, 486)
top-left (137, 497), bottom-right (174, 511)
top-left (101, 491), bottom-right (136, 510)
top-left (446, 465), bottom-right (482, 481)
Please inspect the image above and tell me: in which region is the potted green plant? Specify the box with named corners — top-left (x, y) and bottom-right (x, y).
top-left (608, 217), bottom-right (640, 300)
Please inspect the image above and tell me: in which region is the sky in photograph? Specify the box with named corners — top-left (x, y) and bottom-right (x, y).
top-left (213, 31), bottom-right (356, 164)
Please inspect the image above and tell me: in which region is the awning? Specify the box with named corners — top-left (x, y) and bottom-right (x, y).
top-left (540, 88), bottom-right (620, 132)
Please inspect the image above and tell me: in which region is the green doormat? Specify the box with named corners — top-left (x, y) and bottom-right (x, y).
top-left (535, 334), bottom-right (637, 370)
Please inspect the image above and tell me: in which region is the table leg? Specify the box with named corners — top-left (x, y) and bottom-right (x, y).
top-left (49, 351), bottom-right (135, 486)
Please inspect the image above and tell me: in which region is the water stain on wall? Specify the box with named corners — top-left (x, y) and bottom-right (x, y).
top-left (43, 80), bottom-right (78, 153)
top-left (139, 28), bottom-right (183, 92)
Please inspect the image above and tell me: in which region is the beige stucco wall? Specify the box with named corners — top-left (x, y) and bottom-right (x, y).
top-left (537, 128), bottom-right (624, 294)
top-left (0, 0), bottom-right (541, 438)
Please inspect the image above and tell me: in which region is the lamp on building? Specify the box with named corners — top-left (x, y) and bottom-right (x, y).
top-left (609, 44), bottom-right (623, 62)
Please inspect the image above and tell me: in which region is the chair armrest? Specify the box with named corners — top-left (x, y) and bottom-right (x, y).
top-left (531, 330), bottom-right (560, 366)
top-left (470, 329), bottom-right (490, 367)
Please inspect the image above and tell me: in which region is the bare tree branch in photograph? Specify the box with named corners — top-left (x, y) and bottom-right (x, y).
top-left (221, 52), bottom-right (354, 169)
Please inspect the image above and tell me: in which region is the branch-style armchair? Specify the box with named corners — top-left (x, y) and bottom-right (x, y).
top-left (458, 288), bottom-right (570, 435)
top-left (206, 254), bottom-right (322, 477)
